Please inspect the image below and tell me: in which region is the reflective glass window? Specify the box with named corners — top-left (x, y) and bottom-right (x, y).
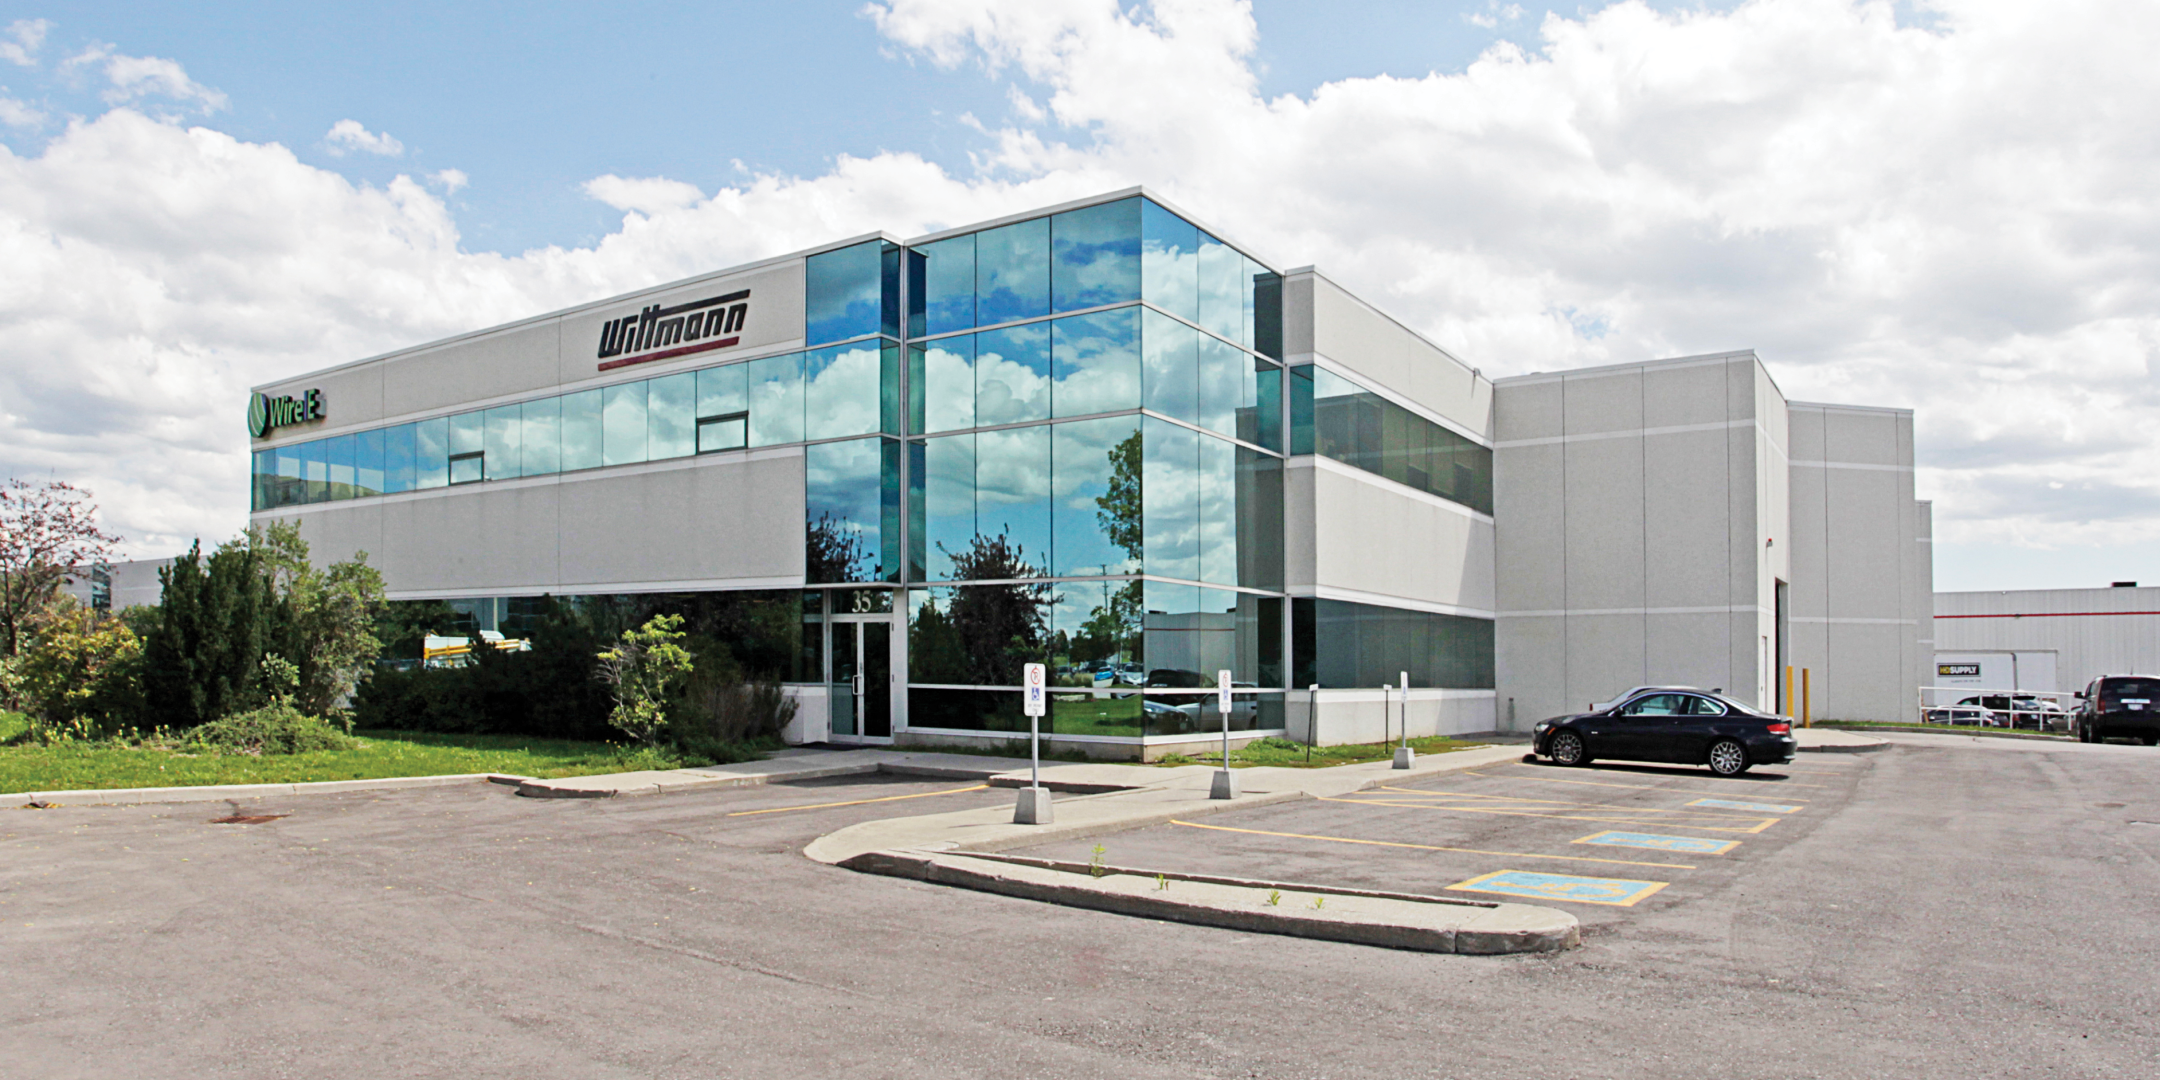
top-left (806, 436), bottom-right (895, 583)
top-left (1050, 198), bottom-right (1140, 313)
top-left (746, 352), bottom-right (804, 446)
top-left (698, 414), bottom-right (747, 453)
top-left (805, 341), bottom-right (885, 440)
top-left (975, 323), bottom-right (1050, 426)
top-left (1142, 417), bottom-right (1199, 581)
top-left (1050, 307), bottom-right (1140, 418)
top-left (250, 450), bottom-right (273, 511)
top-left (971, 423), bottom-right (1051, 577)
top-left (326, 433), bottom-right (356, 501)
top-left (300, 440), bottom-right (329, 503)
top-left (1236, 446), bottom-right (1284, 588)
top-left (1292, 365), bottom-right (1493, 514)
top-left (914, 234), bottom-right (976, 336)
top-left (1141, 199), bottom-right (1199, 322)
top-left (449, 410), bottom-right (484, 458)
top-left (483, 403), bottom-right (522, 479)
top-left (413, 417), bottom-right (449, 489)
top-left (1141, 308), bottom-right (1198, 426)
top-left (1136, 584), bottom-right (1272, 733)
top-left (1293, 597), bottom-right (1494, 689)
top-left (919, 336), bottom-right (976, 433)
top-left (1197, 432), bottom-right (1238, 587)
top-left (1251, 363), bottom-right (1282, 451)
top-left (274, 442), bottom-right (302, 506)
top-left (354, 428), bottom-right (385, 496)
top-left (906, 439), bottom-right (926, 581)
top-left (383, 423), bottom-right (417, 494)
top-left (922, 433), bottom-right (974, 580)
top-left (521, 396), bottom-right (560, 476)
top-left (1196, 232), bottom-right (1245, 344)
top-left (648, 371), bottom-right (695, 459)
top-left (805, 240), bottom-right (885, 346)
top-left (559, 389), bottom-right (603, 471)
top-left (449, 451), bottom-right (484, 485)
top-left (697, 362), bottom-right (747, 419)
top-left (1051, 415), bottom-right (1141, 577)
top-left (975, 217), bottom-right (1050, 326)
top-left (1252, 261), bottom-right (1282, 360)
top-left (603, 380), bottom-right (648, 466)
top-left (1196, 335), bottom-right (1249, 439)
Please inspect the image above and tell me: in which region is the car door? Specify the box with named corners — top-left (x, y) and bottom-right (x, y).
top-left (1605, 694), bottom-right (1685, 760)
top-left (1668, 693), bottom-right (1730, 763)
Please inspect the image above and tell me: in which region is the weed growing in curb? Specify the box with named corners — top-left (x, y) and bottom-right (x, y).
top-left (1312, 896), bottom-right (1326, 910)
top-left (1089, 844), bottom-right (1107, 878)
top-left (1266, 889), bottom-right (1282, 906)
top-left (1155, 873), bottom-right (1169, 891)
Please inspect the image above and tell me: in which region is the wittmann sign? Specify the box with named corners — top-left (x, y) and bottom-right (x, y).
top-left (596, 288), bottom-right (751, 372)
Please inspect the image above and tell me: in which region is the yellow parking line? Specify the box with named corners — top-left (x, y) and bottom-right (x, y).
top-left (724, 784), bottom-right (990, 817)
top-left (1315, 797), bottom-right (1781, 833)
top-left (1168, 819), bottom-right (1697, 869)
top-left (1459, 771), bottom-right (1816, 799)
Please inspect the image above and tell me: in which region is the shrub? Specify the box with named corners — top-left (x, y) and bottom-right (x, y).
top-left (1, 598), bottom-right (143, 742)
top-left (595, 614), bottom-right (693, 745)
top-left (184, 702), bottom-right (356, 755)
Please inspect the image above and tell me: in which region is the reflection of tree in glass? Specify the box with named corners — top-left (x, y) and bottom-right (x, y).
top-left (921, 530), bottom-right (1059, 686)
top-left (1077, 430), bottom-right (1144, 667)
top-left (806, 511), bottom-right (871, 584)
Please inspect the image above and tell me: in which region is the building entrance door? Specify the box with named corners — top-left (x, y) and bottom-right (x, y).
top-left (828, 616), bottom-right (892, 741)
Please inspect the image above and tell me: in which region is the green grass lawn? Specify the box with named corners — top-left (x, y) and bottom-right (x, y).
top-left (0, 727), bottom-right (695, 794)
top-left (1171, 734), bottom-right (1489, 768)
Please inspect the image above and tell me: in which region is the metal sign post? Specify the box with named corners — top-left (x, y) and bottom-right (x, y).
top-left (1394, 669), bottom-right (1415, 769)
top-left (1210, 669), bottom-right (1239, 800)
top-left (1014, 662), bottom-right (1053, 824)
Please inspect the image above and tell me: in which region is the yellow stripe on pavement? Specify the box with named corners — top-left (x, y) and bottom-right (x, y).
top-left (1168, 819), bottom-right (1698, 869)
top-left (725, 784), bottom-right (990, 817)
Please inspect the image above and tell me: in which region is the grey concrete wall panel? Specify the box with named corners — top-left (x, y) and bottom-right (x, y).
top-left (1561, 432), bottom-right (1646, 611)
top-left (1282, 460), bottom-right (1318, 590)
top-left (1310, 464), bottom-right (1494, 613)
top-left (1495, 614), bottom-right (1567, 725)
top-left (380, 320), bottom-right (564, 421)
top-left (1643, 428), bottom-right (1734, 610)
top-left (1492, 442), bottom-right (1566, 613)
top-left (1291, 691), bottom-right (1497, 745)
top-left (556, 453), bottom-right (806, 591)
top-left (1645, 612), bottom-right (1734, 698)
top-left (1564, 613), bottom-right (1648, 714)
top-left (1299, 272), bottom-right (1491, 438)
top-left (1493, 376), bottom-right (1563, 442)
top-left (1281, 274), bottom-right (1316, 359)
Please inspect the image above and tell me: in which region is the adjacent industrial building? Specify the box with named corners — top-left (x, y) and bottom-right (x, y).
top-left (246, 188), bottom-right (1933, 755)
top-left (1934, 584), bottom-right (2160, 704)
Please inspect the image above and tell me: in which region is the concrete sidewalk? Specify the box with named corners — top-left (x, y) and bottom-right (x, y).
top-left (1793, 728), bottom-right (1888, 753)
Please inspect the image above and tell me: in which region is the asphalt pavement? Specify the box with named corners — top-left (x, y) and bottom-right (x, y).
top-left (4, 736), bottom-right (2158, 1078)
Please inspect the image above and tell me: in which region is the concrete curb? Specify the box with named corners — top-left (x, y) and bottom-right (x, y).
top-left (8, 772), bottom-right (529, 808)
top-left (1825, 725), bottom-right (2071, 744)
top-left (1798, 740), bottom-right (1889, 754)
top-left (841, 848), bottom-right (1579, 955)
top-left (511, 753), bottom-right (1041, 799)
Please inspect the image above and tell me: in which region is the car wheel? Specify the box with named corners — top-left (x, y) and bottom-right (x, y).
top-left (1549, 730), bottom-right (1589, 767)
top-left (1707, 738), bottom-right (1749, 777)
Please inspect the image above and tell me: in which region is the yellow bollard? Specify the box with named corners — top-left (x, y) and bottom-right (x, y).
top-left (1786, 666), bottom-right (1795, 718)
top-left (1802, 668), bottom-right (1811, 728)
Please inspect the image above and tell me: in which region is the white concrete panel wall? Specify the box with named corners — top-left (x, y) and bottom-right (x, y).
top-left (260, 450), bottom-right (807, 597)
top-left (1283, 689), bottom-right (1497, 743)
top-left (1786, 402), bottom-right (1924, 722)
top-left (1493, 352), bottom-right (1783, 730)
top-left (1303, 459), bottom-right (1494, 615)
top-left (1281, 270), bottom-right (1492, 438)
top-left (1936, 586), bottom-right (2160, 695)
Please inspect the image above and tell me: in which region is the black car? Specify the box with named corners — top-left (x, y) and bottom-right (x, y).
top-left (2074, 675), bottom-right (2160, 745)
top-left (1532, 688), bottom-right (1797, 776)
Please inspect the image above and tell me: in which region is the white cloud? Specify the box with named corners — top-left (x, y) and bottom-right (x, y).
top-left (429, 168), bottom-right (468, 194)
top-left (581, 174), bottom-right (707, 215)
top-left (66, 44), bottom-right (228, 113)
top-left (0, 18), bottom-right (49, 67)
top-left (3, 0), bottom-right (2159, 571)
top-left (0, 94), bottom-right (42, 128)
top-left (1464, 3), bottom-right (1525, 29)
top-left (323, 119), bottom-right (404, 157)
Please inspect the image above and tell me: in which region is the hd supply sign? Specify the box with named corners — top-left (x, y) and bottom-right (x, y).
top-left (248, 389), bottom-right (324, 439)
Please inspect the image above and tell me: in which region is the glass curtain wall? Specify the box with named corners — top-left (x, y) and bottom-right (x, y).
top-left (902, 197), bottom-right (1290, 739)
top-left (1289, 364), bottom-right (1494, 515)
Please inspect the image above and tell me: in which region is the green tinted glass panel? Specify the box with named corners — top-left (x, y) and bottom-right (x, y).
top-left (915, 234), bottom-right (976, 336)
top-left (1141, 307), bottom-right (1198, 426)
top-left (413, 417), bottom-right (448, 489)
top-left (1142, 416), bottom-right (1198, 581)
top-left (975, 217), bottom-right (1049, 326)
top-left (921, 336), bottom-right (975, 433)
top-left (560, 389), bottom-right (603, 471)
top-left (1051, 414), bottom-right (1141, 577)
top-left (648, 371), bottom-right (695, 460)
top-left (603, 381), bottom-right (648, 466)
top-left (521, 396), bottom-right (560, 476)
top-left (1141, 199), bottom-right (1198, 322)
top-left (1050, 307), bottom-right (1140, 418)
top-left (747, 352), bottom-right (804, 446)
top-left (971, 423), bottom-right (1051, 577)
top-left (483, 404), bottom-right (522, 479)
top-left (975, 323), bottom-right (1050, 426)
top-left (1050, 198), bottom-right (1140, 313)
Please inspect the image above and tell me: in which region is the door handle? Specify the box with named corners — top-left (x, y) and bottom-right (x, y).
top-left (853, 674), bottom-right (863, 696)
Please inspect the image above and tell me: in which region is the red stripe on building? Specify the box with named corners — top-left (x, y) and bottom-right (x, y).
top-left (596, 336), bottom-right (741, 373)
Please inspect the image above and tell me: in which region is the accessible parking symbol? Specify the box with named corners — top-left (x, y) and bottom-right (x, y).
top-left (1687, 797), bottom-right (1800, 814)
top-left (1573, 830), bottom-right (1739, 855)
top-left (1446, 870), bottom-right (1669, 907)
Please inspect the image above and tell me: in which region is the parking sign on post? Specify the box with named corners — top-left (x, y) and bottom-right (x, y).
top-left (1014, 663), bottom-right (1053, 824)
top-left (1210, 669), bottom-right (1238, 800)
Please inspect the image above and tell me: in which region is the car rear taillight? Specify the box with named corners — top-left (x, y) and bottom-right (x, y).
top-left (1767, 722), bottom-right (1790, 734)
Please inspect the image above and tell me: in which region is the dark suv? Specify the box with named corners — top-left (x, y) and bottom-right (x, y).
top-left (2074, 676), bottom-right (2160, 745)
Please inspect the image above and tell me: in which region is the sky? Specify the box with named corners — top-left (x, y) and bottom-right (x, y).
top-left (0, 0), bottom-right (2153, 594)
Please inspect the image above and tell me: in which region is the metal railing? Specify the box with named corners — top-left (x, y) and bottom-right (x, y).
top-left (1917, 686), bottom-right (2075, 732)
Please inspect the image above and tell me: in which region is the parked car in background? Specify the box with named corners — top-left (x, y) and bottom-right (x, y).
top-left (2074, 675), bottom-right (2160, 745)
top-left (1533, 688), bottom-right (1797, 777)
top-left (1954, 694), bottom-right (2069, 731)
top-left (1924, 705), bottom-right (1998, 726)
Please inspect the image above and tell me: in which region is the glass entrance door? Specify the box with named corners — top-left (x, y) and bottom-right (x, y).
top-left (829, 617), bottom-right (892, 741)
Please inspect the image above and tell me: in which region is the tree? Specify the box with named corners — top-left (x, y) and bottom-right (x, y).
top-left (2, 596), bottom-right (143, 739)
top-left (939, 531), bottom-right (1058, 686)
top-left (237, 522), bottom-right (386, 714)
top-left (595, 613), bottom-right (694, 744)
top-left (139, 540), bottom-right (290, 729)
top-left (806, 511), bottom-right (873, 584)
top-left (0, 478), bottom-right (121, 657)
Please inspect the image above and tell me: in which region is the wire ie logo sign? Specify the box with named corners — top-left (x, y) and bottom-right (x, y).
top-left (247, 388), bottom-right (324, 438)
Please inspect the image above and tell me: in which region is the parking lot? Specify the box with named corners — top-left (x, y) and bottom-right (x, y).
top-left (5, 734), bottom-right (2160, 1078)
top-left (1016, 753), bottom-right (1865, 934)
